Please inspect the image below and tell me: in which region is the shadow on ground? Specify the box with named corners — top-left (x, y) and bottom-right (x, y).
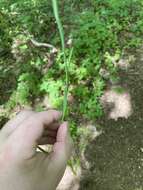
top-left (79, 48), bottom-right (143, 190)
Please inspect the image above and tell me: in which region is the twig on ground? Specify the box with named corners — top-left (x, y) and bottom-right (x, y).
top-left (30, 39), bottom-right (58, 53)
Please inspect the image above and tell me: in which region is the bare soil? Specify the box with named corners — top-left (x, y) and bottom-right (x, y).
top-left (79, 48), bottom-right (143, 190)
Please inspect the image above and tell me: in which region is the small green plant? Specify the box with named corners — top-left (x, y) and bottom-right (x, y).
top-left (52, 0), bottom-right (69, 121)
top-left (1, 0), bottom-right (143, 139)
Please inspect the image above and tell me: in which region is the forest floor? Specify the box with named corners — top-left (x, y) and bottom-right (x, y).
top-left (57, 47), bottom-right (143, 190)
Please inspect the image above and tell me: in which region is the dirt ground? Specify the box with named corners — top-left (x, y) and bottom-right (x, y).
top-left (78, 48), bottom-right (143, 190)
top-left (58, 48), bottom-right (143, 190)
top-left (1, 47), bottom-right (143, 190)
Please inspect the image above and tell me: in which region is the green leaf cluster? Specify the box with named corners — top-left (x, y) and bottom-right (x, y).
top-left (0, 0), bottom-right (143, 135)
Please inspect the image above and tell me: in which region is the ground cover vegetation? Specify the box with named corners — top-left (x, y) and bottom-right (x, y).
top-left (0, 0), bottom-right (143, 138)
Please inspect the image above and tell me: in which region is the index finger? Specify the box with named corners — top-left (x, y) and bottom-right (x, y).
top-left (35, 110), bottom-right (62, 128)
top-left (7, 110), bottom-right (62, 160)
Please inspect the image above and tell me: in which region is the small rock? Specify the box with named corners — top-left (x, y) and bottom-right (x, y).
top-left (99, 68), bottom-right (110, 79)
top-left (116, 58), bottom-right (130, 70)
top-left (101, 88), bottom-right (133, 120)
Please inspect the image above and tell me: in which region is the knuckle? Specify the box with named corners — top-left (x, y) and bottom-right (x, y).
top-left (19, 109), bottom-right (34, 116)
top-left (48, 109), bottom-right (61, 119)
top-left (25, 116), bottom-right (41, 128)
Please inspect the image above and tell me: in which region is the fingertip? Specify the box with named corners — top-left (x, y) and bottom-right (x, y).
top-left (48, 109), bottom-right (62, 121)
top-left (56, 122), bottom-right (69, 142)
top-left (55, 110), bottom-right (62, 119)
top-left (49, 121), bottom-right (73, 164)
top-left (61, 121), bottom-right (68, 128)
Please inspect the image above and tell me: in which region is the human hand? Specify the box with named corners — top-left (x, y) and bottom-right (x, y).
top-left (0, 110), bottom-right (73, 190)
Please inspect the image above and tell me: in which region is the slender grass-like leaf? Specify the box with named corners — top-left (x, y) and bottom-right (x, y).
top-left (52, 0), bottom-right (69, 121)
top-left (38, 0), bottom-right (71, 153)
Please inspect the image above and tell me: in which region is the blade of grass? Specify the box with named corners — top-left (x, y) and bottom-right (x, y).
top-left (52, 1), bottom-right (75, 175)
top-left (38, 0), bottom-right (71, 153)
top-left (52, 0), bottom-right (68, 121)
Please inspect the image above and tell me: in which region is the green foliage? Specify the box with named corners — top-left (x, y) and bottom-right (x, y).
top-left (0, 0), bottom-right (143, 136)
top-left (6, 73), bottom-right (39, 109)
top-left (0, 12), bottom-right (13, 58)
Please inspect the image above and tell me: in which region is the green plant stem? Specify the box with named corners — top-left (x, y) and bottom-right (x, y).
top-left (52, 0), bottom-right (68, 121)
top-left (38, 0), bottom-right (69, 153)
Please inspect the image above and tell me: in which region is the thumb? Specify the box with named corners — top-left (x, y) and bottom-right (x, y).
top-left (44, 123), bottom-right (73, 189)
top-left (49, 122), bottom-right (73, 165)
